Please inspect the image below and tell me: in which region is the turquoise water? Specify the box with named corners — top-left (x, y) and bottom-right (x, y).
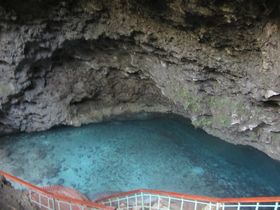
top-left (1, 114), bottom-right (280, 199)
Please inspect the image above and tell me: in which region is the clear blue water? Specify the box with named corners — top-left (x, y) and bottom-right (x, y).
top-left (1, 114), bottom-right (280, 199)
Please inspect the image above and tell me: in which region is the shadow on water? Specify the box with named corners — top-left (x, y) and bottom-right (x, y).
top-left (0, 113), bottom-right (280, 198)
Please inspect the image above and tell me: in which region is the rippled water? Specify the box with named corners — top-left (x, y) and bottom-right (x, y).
top-left (1, 114), bottom-right (280, 199)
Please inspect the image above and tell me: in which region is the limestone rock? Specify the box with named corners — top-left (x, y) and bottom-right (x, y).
top-left (0, 0), bottom-right (280, 160)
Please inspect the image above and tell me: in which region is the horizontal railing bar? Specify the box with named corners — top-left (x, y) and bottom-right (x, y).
top-left (224, 204), bottom-right (276, 207)
top-left (220, 197), bottom-right (280, 203)
top-left (95, 189), bottom-right (221, 203)
top-left (100, 193), bottom-right (219, 205)
top-left (96, 189), bottom-right (280, 204)
top-left (102, 193), bottom-right (219, 207)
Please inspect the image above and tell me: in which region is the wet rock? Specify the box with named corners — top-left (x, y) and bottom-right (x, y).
top-left (30, 179), bottom-right (42, 185)
top-left (0, 148), bottom-right (11, 159)
top-left (11, 167), bottom-right (24, 176)
top-left (35, 149), bottom-right (47, 159)
top-left (57, 178), bottom-right (65, 185)
top-left (43, 166), bottom-right (60, 179)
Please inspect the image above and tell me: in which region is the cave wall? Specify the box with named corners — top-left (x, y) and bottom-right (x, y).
top-left (0, 0), bottom-right (280, 159)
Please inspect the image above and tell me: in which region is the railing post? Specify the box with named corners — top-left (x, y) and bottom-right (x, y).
top-left (136, 194), bottom-right (138, 209)
top-left (38, 193), bottom-right (42, 208)
top-left (215, 202), bottom-right (219, 210)
top-left (57, 200), bottom-right (61, 210)
top-left (47, 196), bottom-right (50, 210)
top-left (29, 190), bottom-right (32, 201)
top-left (180, 199), bottom-right (184, 210)
top-left (47, 197), bottom-right (50, 209)
top-left (237, 202), bottom-right (240, 210)
top-left (255, 202), bottom-right (259, 210)
top-left (274, 202), bottom-right (279, 210)
top-left (141, 192), bottom-right (144, 209)
top-left (149, 194), bottom-right (152, 210)
top-left (52, 198), bottom-right (56, 210)
top-left (194, 200), bottom-right (197, 210)
top-left (168, 197), bottom-right (171, 210)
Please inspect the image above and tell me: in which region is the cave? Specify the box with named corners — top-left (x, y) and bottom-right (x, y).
top-left (1, 0), bottom-right (280, 209)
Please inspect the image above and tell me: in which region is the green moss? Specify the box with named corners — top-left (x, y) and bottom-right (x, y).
top-left (209, 97), bottom-right (239, 128)
top-left (176, 87), bottom-right (205, 114)
top-left (192, 116), bottom-right (213, 128)
top-left (0, 82), bottom-right (15, 98)
top-left (216, 115), bottom-right (231, 127)
top-left (80, 0), bottom-right (103, 13)
top-left (271, 132), bottom-right (280, 142)
top-left (176, 86), bottom-right (261, 130)
top-left (247, 131), bottom-right (258, 141)
top-left (176, 88), bottom-right (238, 128)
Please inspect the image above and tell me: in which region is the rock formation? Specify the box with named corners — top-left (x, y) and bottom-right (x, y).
top-left (0, 176), bottom-right (38, 210)
top-left (0, 0), bottom-right (280, 159)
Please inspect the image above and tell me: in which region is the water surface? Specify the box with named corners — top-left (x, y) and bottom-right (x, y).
top-left (1, 114), bottom-right (280, 198)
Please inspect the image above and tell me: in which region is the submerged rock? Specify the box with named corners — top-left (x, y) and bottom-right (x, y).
top-left (192, 167), bottom-right (205, 176)
top-left (43, 166), bottom-right (60, 179)
top-left (0, 0), bottom-right (279, 160)
top-left (11, 167), bottom-right (24, 176)
top-left (57, 178), bottom-right (65, 185)
top-left (0, 148), bottom-right (11, 159)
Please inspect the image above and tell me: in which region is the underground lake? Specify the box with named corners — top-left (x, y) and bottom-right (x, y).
top-left (0, 114), bottom-right (280, 199)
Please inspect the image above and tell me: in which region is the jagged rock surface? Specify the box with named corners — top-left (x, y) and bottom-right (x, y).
top-left (0, 0), bottom-right (280, 159)
top-left (0, 176), bottom-right (39, 210)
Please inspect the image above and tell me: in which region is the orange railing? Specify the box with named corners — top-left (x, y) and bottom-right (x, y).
top-left (0, 170), bottom-right (113, 210)
top-left (96, 189), bottom-right (280, 210)
top-left (1, 170), bottom-right (280, 210)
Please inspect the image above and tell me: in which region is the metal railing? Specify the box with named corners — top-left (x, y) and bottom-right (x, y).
top-left (0, 170), bottom-right (113, 210)
top-left (95, 189), bottom-right (280, 210)
top-left (1, 170), bottom-right (280, 210)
